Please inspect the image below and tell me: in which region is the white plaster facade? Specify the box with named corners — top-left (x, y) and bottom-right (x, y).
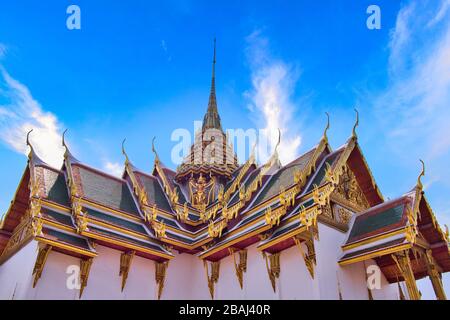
top-left (0, 222), bottom-right (399, 300)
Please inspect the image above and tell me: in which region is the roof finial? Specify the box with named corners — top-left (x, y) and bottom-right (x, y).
top-left (62, 129), bottom-right (68, 149)
top-left (417, 159), bottom-right (425, 190)
top-left (352, 108), bottom-right (359, 139)
top-left (275, 128), bottom-right (281, 153)
top-left (323, 112), bottom-right (330, 142)
top-left (122, 139), bottom-right (129, 164)
top-left (26, 129), bottom-right (35, 158)
top-left (152, 136), bottom-right (160, 163)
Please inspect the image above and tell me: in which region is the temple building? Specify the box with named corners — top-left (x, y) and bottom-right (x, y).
top-left (0, 43), bottom-right (449, 300)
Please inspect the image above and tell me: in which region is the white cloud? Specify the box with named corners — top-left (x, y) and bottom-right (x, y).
top-left (0, 67), bottom-right (65, 168)
top-left (104, 161), bottom-right (123, 177)
top-left (373, 0), bottom-right (450, 181)
top-left (245, 30), bottom-right (302, 165)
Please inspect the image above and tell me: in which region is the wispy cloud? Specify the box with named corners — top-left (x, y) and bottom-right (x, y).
top-left (0, 66), bottom-right (65, 168)
top-left (245, 30), bottom-right (302, 165)
top-left (372, 0), bottom-right (450, 184)
top-left (104, 161), bottom-right (123, 177)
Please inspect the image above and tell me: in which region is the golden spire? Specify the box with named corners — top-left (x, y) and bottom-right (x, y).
top-left (322, 112), bottom-right (330, 142)
top-left (417, 159), bottom-right (425, 190)
top-left (202, 38), bottom-right (222, 131)
top-left (352, 108), bottom-right (359, 139)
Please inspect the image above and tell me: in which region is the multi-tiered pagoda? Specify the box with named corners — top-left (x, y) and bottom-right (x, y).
top-left (0, 42), bottom-right (448, 300)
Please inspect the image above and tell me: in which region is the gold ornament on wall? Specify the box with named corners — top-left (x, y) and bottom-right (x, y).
top-left (155, 261), bottom-right (169, 300)
top-left (204, 260), bottom-right (220, 299)
top-left (229, 248), bottom-right (247, 289)
top-left (262, 252), bottom-right (280, 292)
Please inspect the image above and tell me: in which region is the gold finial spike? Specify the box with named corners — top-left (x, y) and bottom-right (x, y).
top-left (323, 112), bottom-right (330, 142)
top-left (26, 129), bottom-right (35, 157)
top-left (417, 159), bottom-right (425, 190)
top-left (121, 139), bottom-right (129, 164)
top-left (62, 129), bottom-right (68, 148)
top-left (352, 108), bottom-right (359, 139)
top-left (152, 136), bottom-right (160, 163)
top-left (275, 128), bottom-right (281, 153)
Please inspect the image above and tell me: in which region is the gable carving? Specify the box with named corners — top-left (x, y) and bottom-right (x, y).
top-left (331, 165), bottom-right (369, 212)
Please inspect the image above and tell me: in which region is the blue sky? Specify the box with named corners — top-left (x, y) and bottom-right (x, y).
top-left (1, 0), bottom-right (450, 298)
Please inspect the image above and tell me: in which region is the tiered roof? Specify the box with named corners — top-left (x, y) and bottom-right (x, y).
top-left (0, 44), bottom-right (448, 300)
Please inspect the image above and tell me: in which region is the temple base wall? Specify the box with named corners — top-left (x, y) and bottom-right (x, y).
top-left (0, 223), bottom-right (399, 299)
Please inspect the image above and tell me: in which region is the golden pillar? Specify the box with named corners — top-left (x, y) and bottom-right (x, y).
top-left (391, 250), bottom-right (421, 300)
top-left (425, 250), bottom-right (447, 300)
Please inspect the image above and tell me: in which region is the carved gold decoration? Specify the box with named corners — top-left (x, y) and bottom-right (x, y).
top-left (424, 249), bottom-right (447, 300)
top-left (79, 258), bottom-right (93, 298)
top-left (71, 198), bottom-right (84, 218)
top-left (223, 152), bottom-right (255, 204)
top-left (258, 232), bottom-right (272, 241)
top-left (299, 205), bottom-right (320, 230)
top-left (119, 250), bottom-right (135, 291)
top-left (262, 252), bottom-right (280, 292)
top-left (152, 220), bottom-right (166, 238)
top-left (330, 165), bottom-right (369, 211)
top-left (229, 248), bottom-right (247, 289)
top-left (204, 260), bottom-right (220, 299)
top-left (391, 250), bottom-right (421, 300)
top-left (28, 175), bottom-right (41, 199)
top-left (337, 207), bottom-right (353, 225)
top-left (144, 204), bottom-right (158, 223)
top-left (293, 236), bottom-right (316, 279)
top-left (62, 130), bottom-right (80, 199)
top-left (0, 215), bottom-right (35, 260)
top-left (28, 197), bottom-right (42, 219)
top-left (153, 137), bottom-right (178, 207)
top-left (208, 219), bottom-right (227, 238)
top-left (155, 261), bottom-right (169, 300)
top-left (264, 206), bottom-right (287, 227)
top-left (32, 217), bottom-right (43, 237)
top-left (405, 224), bottom-right (418, 245)
top-left (225, 203), bottom-right (241, 221)
top-left (32, 245), bottom-right (52, 288)
top-left (76, 214), bottom-right (89, 234)
top-left (189, 174), bottom-right (215, 209)
top-left (176, 203), bottom-right (189, 222)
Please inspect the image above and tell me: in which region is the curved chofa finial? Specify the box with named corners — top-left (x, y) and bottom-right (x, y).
top-left (152, 136), bottom-right (160, 163)
top-left (26, 129), bottom-right (35, 158)
top-left (352, 108), bottom-right (359, 139)
top-left (417, 159), bottom-right (425, 190)
top-left (122, 138), bottom-right (129, 164)
top-left (62, 129), bottom-right (68, 148)
top-left (274, 128), bottom-right (281, 153)
top-left (323, 112), bottom-right (330, 142)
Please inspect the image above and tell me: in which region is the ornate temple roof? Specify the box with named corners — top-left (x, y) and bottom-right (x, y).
top-left (0, 46), bottom-right (448, 300)
top-left (175, 40), bottom-right (238, 181)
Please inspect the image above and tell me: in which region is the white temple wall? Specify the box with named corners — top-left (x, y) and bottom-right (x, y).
top-left (80, 245), bottom-right (157, 300)
top-left (315, 223), bottom-right (398, 300)
top-left (0, 240), bottom-right (38, 300)
top-left (0, 226), bottom-right (401, 300)
top-left (31, 248), bottom-right (80, 299)
top-left (163, 251), bottom-right (210, 300)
